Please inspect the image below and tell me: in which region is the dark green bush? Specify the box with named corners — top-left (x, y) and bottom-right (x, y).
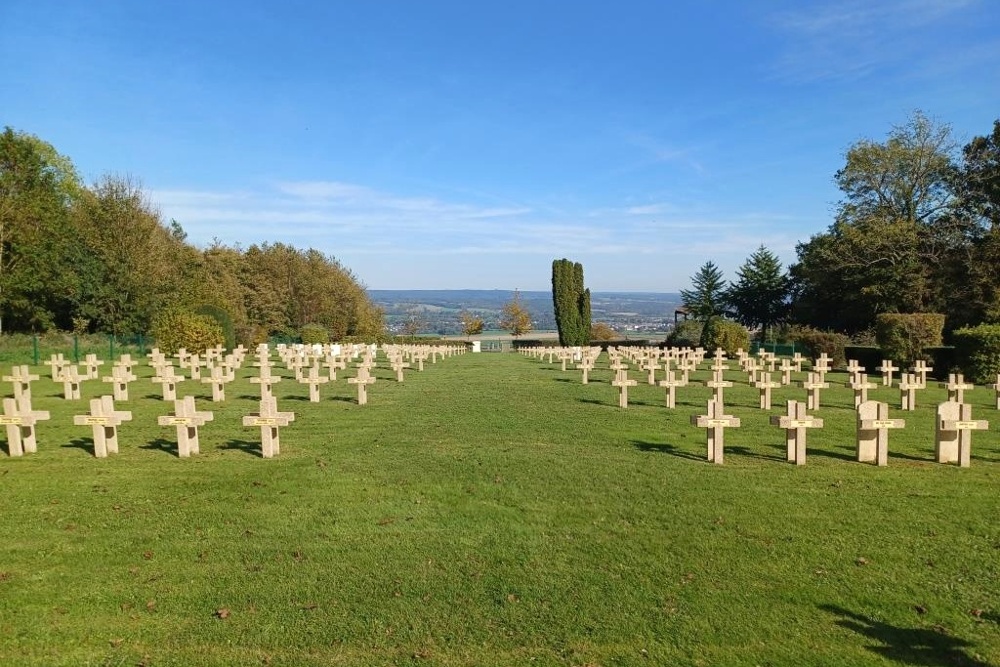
top-left (922, 346), bottom-right (956, 380)
top-left (951, 325), bottom-right (1000, 383)
top-left (666, 319), bottom-right (703, 348)
top-left (844, 346), bottom-right (882, 374)
top-left (701, 318), bottom-right (750, 355)
top-left (874, 313), bottom-right (945, 364)
top-left (786, 326), bottom-right (850, 368)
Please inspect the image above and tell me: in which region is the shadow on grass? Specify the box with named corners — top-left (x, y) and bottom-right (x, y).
top-left (61, 438), bottom-right (95, 454)
top-left (728, 445), bottom-right (784, 462)
top-left (553, 378), bottom-right (575, 383)
top-left (220, 439), bottom-right (263, 457)
top-left (578, 398), bottom-right (611, 407)
top-left (819, 604), bottom-right (992, 667)
top-left (808, 447), bottom-right (857, 462)
top-left (140, 438), bottom-right (179, 456)
top-left (633, 440), bottom-right (703, 461)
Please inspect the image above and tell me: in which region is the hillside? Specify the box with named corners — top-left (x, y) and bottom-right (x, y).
top-left (367, 290), bottom-right (683, 336)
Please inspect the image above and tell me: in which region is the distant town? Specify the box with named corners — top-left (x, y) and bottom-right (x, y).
top-left (368, 290), bottom-right (683, 338)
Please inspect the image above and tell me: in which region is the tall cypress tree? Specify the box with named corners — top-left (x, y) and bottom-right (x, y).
top-left (552, 258), bottom-right (591, 346)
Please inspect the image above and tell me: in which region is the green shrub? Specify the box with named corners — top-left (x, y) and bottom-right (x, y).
top-left (874, 313), bottom-right (944, 364)
top-left (151, 309), bottom-right (224, 355)
top-left (786, 326), bottom-right (850, 368)
top-left (194, 304), bottom-right (235, 351)
top-left (701, 318), bottom-right (750, 355)
top-left (300, 323), bottom-right (330, 345)
top-left (951, 325), bottom-right (1000, 383)
top-left (666, 319), bottom-right (703, 348)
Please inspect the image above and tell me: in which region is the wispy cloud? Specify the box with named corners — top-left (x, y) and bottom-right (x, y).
top-left (767, 0), bottom-right (981, 83)
top-left (150, 181), bottom-right (807, 272)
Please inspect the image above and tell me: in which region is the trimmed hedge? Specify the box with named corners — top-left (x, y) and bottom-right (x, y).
top-left (922, 346), bottom-right (956, 380)
top-left (874, 313), bottom-right (944, 364)
top-left (951, 325), bottom-right (1000, 383)
top-left (786, 326), bottom-right (850, 368)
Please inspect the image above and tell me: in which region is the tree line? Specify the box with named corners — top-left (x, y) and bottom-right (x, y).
top-left (679, 112), bottom-right (1000, 341)
top-left (0, 127), bottom-right (384, 343)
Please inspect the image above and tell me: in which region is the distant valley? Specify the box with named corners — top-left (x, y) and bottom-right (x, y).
top-left (367, 290), bottom-right (683, 337)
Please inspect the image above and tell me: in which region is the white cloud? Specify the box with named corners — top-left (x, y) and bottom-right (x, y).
top-left (767, 0), bottom-right (981, 83)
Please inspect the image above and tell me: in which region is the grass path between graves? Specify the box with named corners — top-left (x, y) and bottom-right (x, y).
top-left (1, 351), bottom-right (999, 666)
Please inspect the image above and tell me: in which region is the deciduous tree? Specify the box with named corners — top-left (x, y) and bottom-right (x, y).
top-left (500, 290), bottom-right (532, 338)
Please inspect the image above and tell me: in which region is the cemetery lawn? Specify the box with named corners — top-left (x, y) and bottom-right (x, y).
top-left (2, 352), bottom-right (999, 667)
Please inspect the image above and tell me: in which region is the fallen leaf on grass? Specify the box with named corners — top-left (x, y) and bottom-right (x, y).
top-left (215, 608), bottom-right (230, 619)
top-left (109, 638), bottom-right (123, 648)
top-left (855, 557), bottom-right (868, 566)
top-left (377, 517), bottom-right (396, 526)
top-left (146, 600), bottom-right (156, 612)
top-left (971, 609), bottom-right (983, 618)
top-left (142, 550), bottom-right (153, 560)
top-left (915, 605), bottom-right (927, 614)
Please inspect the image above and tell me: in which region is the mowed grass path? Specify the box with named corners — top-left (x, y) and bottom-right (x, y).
top-left (1, 352), bottom-right (999, 666)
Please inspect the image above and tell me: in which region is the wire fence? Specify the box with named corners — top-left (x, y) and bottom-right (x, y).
top-left (0, 333), bottom-right (150, 366)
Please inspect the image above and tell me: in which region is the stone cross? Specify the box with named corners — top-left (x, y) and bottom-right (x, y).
top-left (612, 368), bottom-right (638, 409)
top-left (658, 370), bottom-right (686, 409)
top-left (62, 366), bottom-right (83, 400)
top-left (72, 395), bottom-right (132, 458)
top-left (692, 399), bottom-right (740, 464)
top-left (577, 357), bottom-right (595, 385)
top-left (779, 358), bottom-right (793, 386)
top-left (642, 358), bottom-right (660, 385)
top-left (877, 359), bottom-right (898, 387)
top-left (770, 400), bottom-right (823, 465)
top-left (813, 354), bottom-right (832, 381)
top-left (792, 353), bottom-right (805, 373)
top-left (152, 365), bottom-right (185, 401)
top-left (744, 358), bottom-right (759, 385)
top-left (753, 372), bottom-right (781, 410)
top-left (201, 365), bottom-right (231, 402)
top-left (186, 353), bottom-right (204, 380)
top-left (710, 349), bottom-right (729, 374)
top-left (389, 356), bottom-right (410, 383)
top-left (250, 366), bottom-right (282, 401)
top-left (242, 396), bottom-right (295, 458)
top-left (992, 374), bottom-right (1000, 410)
top-left (845, 359), bottom-right (865, 383)
top-left (677, 358), bottom-right (698, 384)
top-left (324, 355), bottom-right (347, 381)
top-left (46, 353), bottom-right (68, 381)
top-left (856, 400), bottom-right (904, 466)
top-left (4, 365), bottom-right (39, 404)
top-left (157, 395), bottom-right (214, 458)
top-left (2, 395), bottom-right (50, 457)
top-left (848, 373), bottom-right (877, 408)
top-left (102, 365), bottom-right (137, 401)
top-left (348, 366), bottom-right (376, 406)
top-left (557, 348), bottom-right (574, 372)
top-left (705, 370), bottom-right (733, 405)
top-left (898, 373), bottom-right (922, 411)
top-left (935, 401), bottom-right (988, 468)
top-left (912, 360), bottom-right (933, 386)
top-left (298, 363), bottom-right (329, 402)
top-left (81, 354), bottom-right (104, 380)
top-left (800, 372), bottom-right (830, 411)
top-left (941, 373), bottom-right (974, 403)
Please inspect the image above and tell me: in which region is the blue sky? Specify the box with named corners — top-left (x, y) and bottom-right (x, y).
top-left (4, 0), bottom-right (999, 291)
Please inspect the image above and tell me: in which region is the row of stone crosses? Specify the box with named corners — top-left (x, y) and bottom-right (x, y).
top-left (2, 342), bottom-right (465, 461)
top-left (522, 344), bottom-right (995, 468)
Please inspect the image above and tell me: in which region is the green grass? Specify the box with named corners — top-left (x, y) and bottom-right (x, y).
top-left (1, 352), bottom-right (999, 666)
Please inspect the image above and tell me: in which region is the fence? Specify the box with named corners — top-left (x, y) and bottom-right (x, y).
top-left (0, 333), bottom-right (150, 366)
top-left (750, 341), bottom-right (798, 356)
